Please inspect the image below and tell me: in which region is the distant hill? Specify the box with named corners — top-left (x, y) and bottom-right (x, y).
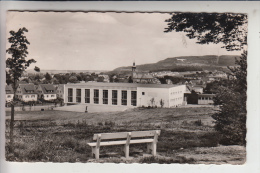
top-left (25, 69), bottom-right (108, 74)
top-left (112, 55), bottom-right (240, 73)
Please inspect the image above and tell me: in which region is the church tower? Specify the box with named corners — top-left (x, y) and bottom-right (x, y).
top-left (131, 61), bottom-right (136, 83)
top-left (132, 61), bottom-right (136, 72)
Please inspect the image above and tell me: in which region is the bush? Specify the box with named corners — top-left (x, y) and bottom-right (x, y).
top-left (194, 119), bottom-right (203, 126)
top-left (140, 156), bottom-right (195, 164)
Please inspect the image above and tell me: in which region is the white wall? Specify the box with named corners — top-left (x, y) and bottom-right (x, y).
top-left (22, 94), bottom-right (37, 102)
top-left (137, 87), bottom-right (170, 107)
top-left (43, 94), bottom-right (57, 100)
top-left (169, 85), bottom-right (187, 107)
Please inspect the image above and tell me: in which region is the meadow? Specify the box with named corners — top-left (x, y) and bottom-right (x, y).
top-left (5, 107), bottom-right (246, 164)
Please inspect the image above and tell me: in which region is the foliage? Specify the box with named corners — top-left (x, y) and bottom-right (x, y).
top-left (140, 156), bottom-right (195, 164)
top-left (44, 72), bottom-right (52, 82)
top-left (150, 98), bottom-right (155, 107)
top-left (212, 51), bottom-right (247, 145)
top-left (203, 79), bottom-right (232, 94)
top-left (6, 27), bottom-right (40, 152)
top-left (160, 99), bottom-right (164, 108)
top-left (165, 13), bottom-right (247, 51)
top-left (68, 76), bottom-right (78, 83)
top-left (128, 76), bottom-right (133, 83)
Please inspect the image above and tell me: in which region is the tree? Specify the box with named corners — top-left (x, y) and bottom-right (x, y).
top-left (68, 76), bottom-right (78, 83)
top-left (165, 13), bottom-right (247, 145)
top-left (128, 76), bottom-right (133, 83)
top-left (165, 13), bottom-right (247, 51)
top-left (212, 51), bottom-right (247, 145)
top-left (6, 27), bottom-right (40, 152)
top-left (203, 79), bottom-right (231, 94)
top-left (160, 99), bottom-right (164, 108)
top-left (44, 72), bottom-right (52, 83)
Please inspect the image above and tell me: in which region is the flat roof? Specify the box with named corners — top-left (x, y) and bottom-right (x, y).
top-left (65, 82), bottom-right (184, 89)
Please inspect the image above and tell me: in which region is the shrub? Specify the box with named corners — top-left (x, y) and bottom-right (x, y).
top-left (140, 156), bottom-right (195, 164)
top-left (194, 119), bottom-right (203, 126)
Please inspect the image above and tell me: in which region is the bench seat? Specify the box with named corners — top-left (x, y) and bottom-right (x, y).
top-left (87, 138), bottom-right (154, 147)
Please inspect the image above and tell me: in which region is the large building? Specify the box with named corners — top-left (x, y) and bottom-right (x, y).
top-left (64, 82), bottom-right (187, 108)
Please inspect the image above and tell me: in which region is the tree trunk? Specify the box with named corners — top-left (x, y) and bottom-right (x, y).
top-left (9, 103), bottom-right (15, 153)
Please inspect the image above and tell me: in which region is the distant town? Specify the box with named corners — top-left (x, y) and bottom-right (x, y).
top-left (5, 55), bottom-right (234, 110)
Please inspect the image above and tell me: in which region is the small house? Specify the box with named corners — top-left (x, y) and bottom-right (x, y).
top-left (36, 84), bottom-right (57, 100)
top-left (16, 84), bottom-right (38, 102)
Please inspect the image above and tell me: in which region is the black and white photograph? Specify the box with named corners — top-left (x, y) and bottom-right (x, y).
top-left (1, 2), bottom-right (257, 169)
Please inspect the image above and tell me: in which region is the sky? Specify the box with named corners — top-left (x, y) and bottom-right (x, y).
top-left (6, 11), bottom-right (242, 71)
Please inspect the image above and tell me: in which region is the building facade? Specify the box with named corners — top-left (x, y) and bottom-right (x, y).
top-left (64, 82), bottom-right (187, 108)
top-left (36, 84), bottom-right (57, 100)
top-left (16, 84), bottom-right (38, 102)
top-left (198, 94), bottom-right (214, 105)
top-left (56, 84), bottom-right (65, 99)
top-left (184, 93), bottom-right (214, 105)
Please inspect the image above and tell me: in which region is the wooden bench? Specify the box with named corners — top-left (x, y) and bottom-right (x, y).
top-left (87, 130), bottom-right (161, 159)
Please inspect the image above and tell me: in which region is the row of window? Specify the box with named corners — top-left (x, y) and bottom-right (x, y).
top-left (170, 91), bottom-right (183, 95)
top-left (199, 97), bottom-right (213, 100)
top-left (68, 89), bottom-right (137, 106)
top-left (170, 97), bottom-right (183, 102)
top-left (25, 95), bottom-right (36, 98)
top-left (45, 95), bottom-right (55, 98)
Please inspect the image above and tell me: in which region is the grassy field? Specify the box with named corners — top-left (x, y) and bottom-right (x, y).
top-left (5, 107), bottom-right (246, 164)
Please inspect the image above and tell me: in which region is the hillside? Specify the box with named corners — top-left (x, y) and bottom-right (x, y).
top-left (112, 55), bottom-right (240, 73)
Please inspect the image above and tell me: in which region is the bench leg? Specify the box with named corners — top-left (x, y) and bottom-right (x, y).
top-left (147, 143), bottom-right (152, 153)
top-left (147, 143), bottom-right (157, 156)
top-left (91, 147), bottom-right (94, 157)
top-left (151, 143), bottom-right (157, 156)
top-left (124, 145), bottom-right (130, 159)
top-left (92, 147), bottom-right (100, 159)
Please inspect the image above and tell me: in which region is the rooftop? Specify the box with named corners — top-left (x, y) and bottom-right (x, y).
top-left (66, 82), bottom-right (184, 89)
top-left (39, 84), bottom-right (57, 94)
top-left (19, 84), bottom-right (37, 94)
top-left (5, 85), bottom-right (14, 94)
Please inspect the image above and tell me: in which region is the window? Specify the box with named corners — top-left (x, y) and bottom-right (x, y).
top-left (103, 90), bottom-right (108, 104)
top-left (51, 95), bottom-right (55, 97)
top-left (94, 89), bottom-right (99, 104)
top-left (131, 91), bottom-right (137, 106)
top-left (112, 90), bottom-right (117, 105)
top-left (85, 89), bottom-right (90, 103)
top-left (76, 89), bottom-right (81, 103)
top-left (7, 95), bottom-right (11, 98)
top-left (121, 90), bottom-right (127, 105)
top-left (31, 95), bottom-right (35, 98)
top-left (68, 88), bottom-right (73, 102)
top-left (142, 92), bottom-right (145, 95)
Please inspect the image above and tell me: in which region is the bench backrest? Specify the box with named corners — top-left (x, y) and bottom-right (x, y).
top-left (93, 130), bottom-right (161, 140)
